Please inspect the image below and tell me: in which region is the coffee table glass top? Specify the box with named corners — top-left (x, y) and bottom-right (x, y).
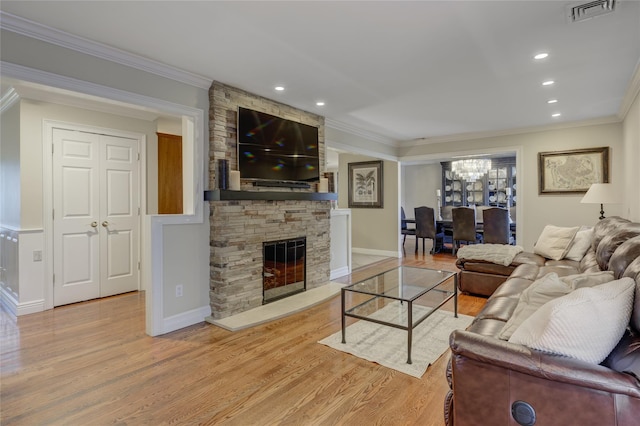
top-left (344, 265), bottom-right (455, 298)
top-left (341, 265), bottom-right (458, 364)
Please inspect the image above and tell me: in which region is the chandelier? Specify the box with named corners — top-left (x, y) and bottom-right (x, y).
top-left (451, 158), bottom-right (492, 182)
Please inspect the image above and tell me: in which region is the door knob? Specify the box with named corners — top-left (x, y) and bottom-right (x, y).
top-left (91, 221), bottom-right (98, 228)
top-left (102, 221), bottom-right (109, 227)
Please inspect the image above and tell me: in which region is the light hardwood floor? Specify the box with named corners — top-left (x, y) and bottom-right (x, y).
top-left (1, 253), bottom-right (486, 425)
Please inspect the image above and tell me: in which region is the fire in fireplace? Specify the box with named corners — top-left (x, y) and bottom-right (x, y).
top-left (263, 237), bottom-right (306, 303)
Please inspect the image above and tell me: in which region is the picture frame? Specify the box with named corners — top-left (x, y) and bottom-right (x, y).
top-left (538, 147), bottom-right (609, 194)
top-left (348, 160), bottom-right (383, 208)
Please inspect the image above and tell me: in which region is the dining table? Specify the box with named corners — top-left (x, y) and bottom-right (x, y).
top-left (402, 218), bottom-right (516, 251)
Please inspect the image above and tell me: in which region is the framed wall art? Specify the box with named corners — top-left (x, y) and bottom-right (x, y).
top-left (348, 160), bottom-right (383, 208)
top-left (538, 147), bottom-right (609, 194)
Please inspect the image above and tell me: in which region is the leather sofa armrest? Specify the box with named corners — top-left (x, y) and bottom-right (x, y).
top-left (449, 330), bottom-right (640, 398)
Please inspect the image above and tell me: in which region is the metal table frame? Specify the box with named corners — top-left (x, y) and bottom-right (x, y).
top-left (341, 266), bottom-right (458, 364)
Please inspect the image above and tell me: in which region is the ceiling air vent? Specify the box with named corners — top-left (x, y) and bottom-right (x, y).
top-left (568, 0), bottom-right (616, 23)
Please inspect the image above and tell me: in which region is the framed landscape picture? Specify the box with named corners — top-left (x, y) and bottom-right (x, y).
top-left (348, 161), bottom-right (383, 208)
top-left (538, 147), bottom-right (609, 194)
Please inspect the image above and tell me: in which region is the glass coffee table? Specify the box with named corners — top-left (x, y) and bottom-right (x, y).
top-left (341, 266), bottom-right (457, 364)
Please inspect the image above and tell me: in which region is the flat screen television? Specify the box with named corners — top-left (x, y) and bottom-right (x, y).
top-left (237, 107), bottom-right (320, 184)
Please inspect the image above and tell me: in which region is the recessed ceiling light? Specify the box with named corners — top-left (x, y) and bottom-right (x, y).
top-left (316, 101), bottom-right (325, 106)
top-left (552, 113), bottom-right (561, 117)
top-left (542, 80), bottom-right (555, 86)
top-left (548, 99), bottom-right (558, 104)
top-left (274, 86), bottom-right (285, 91)
top-left (534, 53), bottom-right (549, 60)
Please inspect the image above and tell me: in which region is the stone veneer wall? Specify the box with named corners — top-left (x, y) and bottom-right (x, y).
top-left (209, 81), bottom-right (325, 188)
top-left (208, 82), bottom-right (330, 319)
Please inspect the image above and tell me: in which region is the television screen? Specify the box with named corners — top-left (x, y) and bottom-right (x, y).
top-left (237, 107), bottom-right (320, 183)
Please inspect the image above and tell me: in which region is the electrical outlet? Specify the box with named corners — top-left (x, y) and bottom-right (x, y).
top-left (175, 284), bottom-right (183, 297)
top-left (33, 251), bottom-right (42, 262)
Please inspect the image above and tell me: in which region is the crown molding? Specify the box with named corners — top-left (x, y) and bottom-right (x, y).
top-left (0, 11), bottom-right (211, 90)
top-left (618, 58), bottom-right (640, 120)
top-left (324, 117), bottom-right (397, 147)
top-left (400, 115), bottom-right (622, 148)
top-left (0, 87), bottom-right (20, 114)
top-left (1, 61), bottom-right (203, 119)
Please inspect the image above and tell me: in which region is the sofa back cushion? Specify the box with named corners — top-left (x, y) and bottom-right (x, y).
top-left (579, 248), bottom-right (601, 273)
top-left (591, 216), bottom-right (631, 252)
top-left (596, 223), bottom-right (640, 270)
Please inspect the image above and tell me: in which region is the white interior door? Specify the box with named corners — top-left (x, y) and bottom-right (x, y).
top-left (100, 134), bottom-right (139, 297)
top-left (53, 128), bottom-right (139, 306)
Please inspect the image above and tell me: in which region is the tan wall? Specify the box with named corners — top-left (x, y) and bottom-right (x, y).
top-left (622, 91), bottom-right (640, 222)
top-left (402, 163), bottom-right (441, 221)
top-left (339, 153), bottom-right (400, 255)
top-left (398, 122), bottom-right (624, 251)
top-left (0, 102), bottom-right (21, 228)
top-left (19, 99), bottom-right (158, 228)
top-left (1, 30), bottom-right (210, 326)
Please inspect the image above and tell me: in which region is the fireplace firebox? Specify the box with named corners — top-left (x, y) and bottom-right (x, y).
top-left (263, 237), bottom-right (306, 303)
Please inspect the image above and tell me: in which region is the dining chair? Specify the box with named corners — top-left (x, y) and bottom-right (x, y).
top-left (482, 207), bottom-right (514, 245)
top-left (401, 207), bottom-right (416, 245)
top-left (414, 206), bottom-right (444, 254)
top-left (452, 207), bottom-right (481, 255)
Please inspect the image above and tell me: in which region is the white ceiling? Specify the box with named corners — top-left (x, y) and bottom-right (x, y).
top-left (1, 1), bottom-right (639, 145)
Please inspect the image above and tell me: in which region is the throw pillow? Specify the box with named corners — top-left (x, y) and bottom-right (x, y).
top-left (509, 277), bottom-right (635, 364)
top-left (498, 271), bottom-right (616, 341)
top-left (534, 225), bottom-right (580, 261)
top-left (564, 227), bottom-right (593, 261)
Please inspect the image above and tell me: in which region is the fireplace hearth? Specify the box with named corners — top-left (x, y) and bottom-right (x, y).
top-left (263, 237), bottom-right (306, 303)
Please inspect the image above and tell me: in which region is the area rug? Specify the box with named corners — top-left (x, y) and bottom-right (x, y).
top-left (318, 302), bottom-right (474, 378)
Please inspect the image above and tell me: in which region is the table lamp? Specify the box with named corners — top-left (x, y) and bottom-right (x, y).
top-left (580, 183), bottom-right (621, 220)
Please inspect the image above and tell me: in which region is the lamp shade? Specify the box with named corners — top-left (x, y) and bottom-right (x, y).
top-left (580, 183), bottom-right (621, 205)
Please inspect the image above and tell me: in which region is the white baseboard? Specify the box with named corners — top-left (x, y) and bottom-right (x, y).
top-left (352, 247), bottom-right (401, 258)
top-left (0, 287), bottom-right (45, 316)
top-left (160, 305), bottom-right (212, 335)
top-left (330, 266), bottom-right (350, 280)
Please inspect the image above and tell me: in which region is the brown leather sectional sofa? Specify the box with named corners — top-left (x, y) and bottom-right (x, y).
top-left (445, 216), bottom-right (640, 425)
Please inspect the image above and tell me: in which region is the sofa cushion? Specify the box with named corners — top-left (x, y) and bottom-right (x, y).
top-left (609, 236), bottom-right (640, 279)
top-left (592, 216), bottom-right (631, 252)
top-left (564, 227), bottom-right (593, 262)
top-left (534, 225), bottom-right (579, 261)
top-left (579, 248), bottom-right (600, 274)
top-left (596, 224), bottom-right (640, 271)
top-left (509, 277), bottom-right (635, 364)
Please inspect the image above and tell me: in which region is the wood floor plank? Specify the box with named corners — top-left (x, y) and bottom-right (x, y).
top-left (1, 253), bottom-right (485, 425)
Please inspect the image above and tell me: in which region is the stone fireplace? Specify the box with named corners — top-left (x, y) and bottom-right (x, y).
top-left (206, 82), bottom-right (331, 320)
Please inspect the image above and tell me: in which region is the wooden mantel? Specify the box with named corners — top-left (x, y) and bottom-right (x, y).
top-left (204, 189), bottom-right (337, 202)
